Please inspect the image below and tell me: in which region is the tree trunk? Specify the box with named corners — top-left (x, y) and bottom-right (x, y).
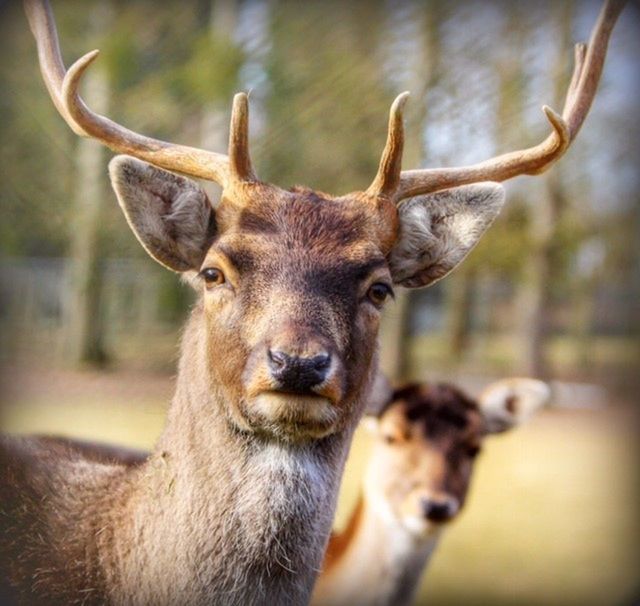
top-left (446, 266), bottom-right (476, 362)
top-left (515, 2), bottom-right (573, 378)
top-left (200, 0), bottom-right (238, 203)
top-left (379, 1), bottom-right (441, 383)
top-left (64, 2), bottom-right (112, 367)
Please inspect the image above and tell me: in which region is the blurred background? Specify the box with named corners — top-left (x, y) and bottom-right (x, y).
top-left (0, 0), bottom-right (638, 604)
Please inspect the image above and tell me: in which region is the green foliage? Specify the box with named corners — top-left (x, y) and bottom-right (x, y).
top-left (0, 0), bottom-right (637, 354)
top-left (178, 33), bottom-right (244, 105)
top-left (259, 2), bottom-right (393, 193)
top-left (463, 198), bottom-right (531, 277)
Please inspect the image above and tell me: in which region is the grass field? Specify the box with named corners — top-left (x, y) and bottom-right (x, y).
top-left (1, 366), bottom-right (638, 605)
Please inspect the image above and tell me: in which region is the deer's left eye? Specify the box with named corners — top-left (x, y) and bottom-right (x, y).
top-left (367, 282), bottom-right (394, 307)
top-left (200, 267), bottom-right (226, 287)
top-left (466, 444), bottom-right (481, 458)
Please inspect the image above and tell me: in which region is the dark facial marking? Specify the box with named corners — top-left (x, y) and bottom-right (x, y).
top-left (238, 209), bottom-right (280, 235)
top-left (216, 245), bottom-right (257, 274)
top-left (302, 258), bottom-right (388, 299)
top-left (281, 192), bottom-right (368, 249)
top-left (388, 383), bottom-right (479, 439)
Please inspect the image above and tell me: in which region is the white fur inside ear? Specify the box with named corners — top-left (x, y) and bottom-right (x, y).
top-left (389, 182), bottom-right (505, 288)
top-left (479, 378), bottom-right (551, 434)
top-left (109, 155), bottom-right (214, 272)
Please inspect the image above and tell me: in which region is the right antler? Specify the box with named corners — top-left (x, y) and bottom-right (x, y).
top-left (23, 0), bottom-right (256, 188)
top-left (368, 0), bottom-right (626, 202)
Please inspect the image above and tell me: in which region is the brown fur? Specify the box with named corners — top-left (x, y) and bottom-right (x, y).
top-left (0, 139), bottom-right (504, 603)
top-left (0, 158), bottom-right (394, 605)
top-left (0, 135), bottom-right (509, 605)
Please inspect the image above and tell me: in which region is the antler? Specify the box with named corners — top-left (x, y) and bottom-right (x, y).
top-left (24, 0), bottom-right (257, 187)
top-left (366, 92), bottom-right (410, 199)
top-left (368, 0), bottom-right (626, 202)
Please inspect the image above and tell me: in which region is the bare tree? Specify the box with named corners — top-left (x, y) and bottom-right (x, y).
top-left (200, 0), bottom-right (238, 202)
top-left (516, 2), bottom-right (574, 378)
top-left (64, 1), bottom-right (113, 366)
top-left (379, 0), bottom-right (443, 382)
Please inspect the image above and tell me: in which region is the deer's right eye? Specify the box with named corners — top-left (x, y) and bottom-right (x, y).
top-left (200, 267), bottom-right (226, 287)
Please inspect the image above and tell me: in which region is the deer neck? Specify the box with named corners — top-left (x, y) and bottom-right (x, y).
top-left (106, 309), bottom-right (356, 606)
top-left (313, 491), bottom-right (442, 606)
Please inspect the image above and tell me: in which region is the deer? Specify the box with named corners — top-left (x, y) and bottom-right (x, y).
top-left (311, 378), bottom-right (550, 606)
top-left (0, 0), bottom-right (623, 604)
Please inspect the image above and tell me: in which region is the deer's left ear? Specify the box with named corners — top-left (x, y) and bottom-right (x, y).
top-left (389, 183), bottom-right (505, 288)
top-left (479, 378), bottom-right (550, 434)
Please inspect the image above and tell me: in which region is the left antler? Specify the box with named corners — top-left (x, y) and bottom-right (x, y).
top-left (24, 0), bottom-right (258, 188)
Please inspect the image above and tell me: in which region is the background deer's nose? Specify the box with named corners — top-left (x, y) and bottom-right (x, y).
top-left (420, 497), bottom-right (457, 523)
top-left (267, 349), bottom-right (331, 393)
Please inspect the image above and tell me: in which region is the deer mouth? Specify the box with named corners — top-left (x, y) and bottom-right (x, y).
top-left (242, 391), bottom-right (340, 440)
top-left (254, 391), bottom-right (337, 421)
top-left (401, 515), bottom-right (445, 538)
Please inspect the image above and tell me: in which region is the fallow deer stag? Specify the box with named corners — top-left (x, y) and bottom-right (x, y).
top-left (0, 0), bottom-right (622, 604)
top-left (312, 378), bottom-right (550, 606)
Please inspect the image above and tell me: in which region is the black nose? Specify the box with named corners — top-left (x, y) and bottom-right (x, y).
top-left (267, 350), bottom-right (331, 393)
top-left (420, 498), bottom-right (454, 523)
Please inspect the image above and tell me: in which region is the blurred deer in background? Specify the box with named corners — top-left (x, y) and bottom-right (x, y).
top-left (0, 0), bottom-right (622, 604)
top-left (312, 378), bottom-right (551, 606)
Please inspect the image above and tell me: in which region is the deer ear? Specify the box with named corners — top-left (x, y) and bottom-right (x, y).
top-left (478, 378), bottom-right (550, 434)
top-left (364, 372), bottom-right (393, 417)
top-left (389, 183), bottom-right (505, 288)
top-left (109, 155), bottom-right (216, 272)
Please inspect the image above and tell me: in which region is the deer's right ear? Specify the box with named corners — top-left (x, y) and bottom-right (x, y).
top-left (109, 155), bottom-right (216, 272)
top-left (479, 378), bottom-right (550, 434)
top-left (388, 183), bottom-right (505, 288)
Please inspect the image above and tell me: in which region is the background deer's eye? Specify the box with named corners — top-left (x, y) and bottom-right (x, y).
top-left (466, 444), bottom-right (481, 458)
top-left (201, 267), bottom-right (225, 287)
top-left (383, 434), bottom-right (397, 445)
top-left (367, 282), bottom-right (393, 307)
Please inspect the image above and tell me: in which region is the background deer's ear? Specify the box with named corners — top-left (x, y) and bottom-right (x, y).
top-left (389, 183), bottom-right (505, 288)
top-left (364, 372), bottom-right (393, 416)
top-left (478, 378), bottom-right (551, 434)
top-left (360, 372), bottom-right (393, 433)
top-left (109, 155), bottom-right (216, 272)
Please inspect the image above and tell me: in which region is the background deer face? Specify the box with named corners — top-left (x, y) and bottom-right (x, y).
top-left (364, 379), bottom-right (550, 537)
top-left (108, 148), bottom-right (505, 444)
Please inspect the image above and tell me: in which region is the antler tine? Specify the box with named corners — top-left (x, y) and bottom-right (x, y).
top-left (229, 93), bottom-right (257, 183)
top-left (393, 0), bottom-right (626, 202)
top-left (366, 92), bottom-right (410, 199)
top-left (24, 0), bottom-right (233, 187)
top-left (563, 0), bottom-right (626, 139)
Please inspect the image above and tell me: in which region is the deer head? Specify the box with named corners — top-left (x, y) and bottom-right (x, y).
top-left (23, 0), bottom-right (622, 443)
top-left (362, 379), bottom-right (551, 537)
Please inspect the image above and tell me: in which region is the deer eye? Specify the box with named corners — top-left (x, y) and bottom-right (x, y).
top-left (466, 444), bottom-right (481, 458)
top-left (383, 434), bottom-right (397, 445)
top-left (200, 267), bottom-right (226, 287)
top-left (367, 282), bottom-right (394, 307)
